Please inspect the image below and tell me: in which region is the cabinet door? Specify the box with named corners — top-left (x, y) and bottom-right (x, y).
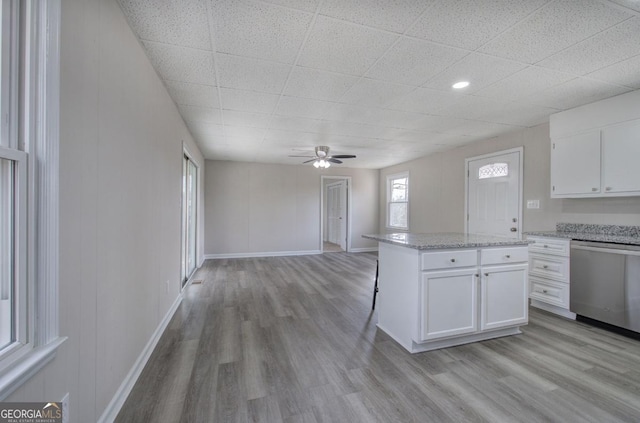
top-left (551, 131), bottom-right (601, 197)
top-left (481, 263), bottom-right (528, 331)
top-left (602, 119), bottom-right (640, 194)
top-left (419, 268), bottom-right (477, 341)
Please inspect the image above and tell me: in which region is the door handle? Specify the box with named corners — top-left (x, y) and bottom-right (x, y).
top-left (510, 227), bottom-right (517, 232)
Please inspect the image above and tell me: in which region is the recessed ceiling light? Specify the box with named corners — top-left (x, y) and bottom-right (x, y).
top-left (452, 81), bottom-right (470, 89)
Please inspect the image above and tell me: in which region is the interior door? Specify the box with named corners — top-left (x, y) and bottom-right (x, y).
top-left (326, 180), bottom-right (347, 250)
top-left (467, 150), bottom-right (521, 238)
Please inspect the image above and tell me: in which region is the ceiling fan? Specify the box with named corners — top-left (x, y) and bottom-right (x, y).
top-left (289, 146), bottom-right (356, 168)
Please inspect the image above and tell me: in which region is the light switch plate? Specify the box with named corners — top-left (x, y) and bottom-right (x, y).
top-left (527, 200), bottom-right (540, 209)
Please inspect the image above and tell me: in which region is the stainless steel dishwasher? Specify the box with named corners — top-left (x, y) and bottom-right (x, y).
top-left (570, 240), bottom-right (640, 333)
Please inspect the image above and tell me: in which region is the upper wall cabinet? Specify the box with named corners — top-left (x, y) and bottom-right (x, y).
top-left (550, 90), bottom-right (640, 199)
top-left (602, 120), bottom-right (640, 195)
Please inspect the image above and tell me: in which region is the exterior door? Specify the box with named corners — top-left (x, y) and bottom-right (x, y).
top-left (467, 149), bottom-right (521, 238)
top-left (326, 180), bottom-right (347, 250)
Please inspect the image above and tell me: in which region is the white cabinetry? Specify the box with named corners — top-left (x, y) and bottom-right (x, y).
top-left (602, 119), bottom-right (640, 195)
top-left (527, 236), bottom-right (575, 319)
top-left (551, 131), bottom-right (601, 196)
top-left (419, 268), bottom-right (477, 340)
top-left (550, 89), bottom-right (640, 198)
top-left (480, 263), bottom-right (528, 331)
top-left (415, 246), bottom-right (528, 349)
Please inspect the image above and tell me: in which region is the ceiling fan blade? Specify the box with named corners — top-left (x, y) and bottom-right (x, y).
top-left (328, 158), bottom-right (343, 164)
top-left (329, 154), bottom-right (356, 159)
top-left (302, 158), bottom-right (317, 164)
top-left (288, 155), bottom-right (315, 158)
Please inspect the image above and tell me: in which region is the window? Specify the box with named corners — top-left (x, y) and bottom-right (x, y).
top-left (387, 172), bottom-right (409, 230)
top-left (478, 162), bottom-right (509, 179)
top-left (0, 0), bottom-right (64, 400)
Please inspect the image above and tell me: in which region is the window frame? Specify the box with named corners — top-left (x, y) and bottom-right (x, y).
top-left (386, 171), bottom-right (409, 231)
top-left (0, 0), bottom-right (64, 401)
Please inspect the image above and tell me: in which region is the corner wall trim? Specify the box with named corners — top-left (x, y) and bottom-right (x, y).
top-left (97, 293), bottom-right (183, 423)
top-left (204, 250), bottom-right (322, 259)
top-left (349, 247), bottom-right (379, 253)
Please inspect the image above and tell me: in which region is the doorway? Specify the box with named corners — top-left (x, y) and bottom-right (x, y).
top-left (181, 153), bottom-right (198, 287)
top-left (465, 147), bottom-right (523, 238)
top-left (321, 176), bottom-right (351, 253)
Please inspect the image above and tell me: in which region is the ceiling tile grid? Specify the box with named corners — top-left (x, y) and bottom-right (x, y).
top-left (117, 0), bottom-right (640, 169)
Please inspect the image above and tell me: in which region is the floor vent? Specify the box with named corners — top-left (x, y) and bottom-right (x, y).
top-left (192, 279), bottom-right (203, 285)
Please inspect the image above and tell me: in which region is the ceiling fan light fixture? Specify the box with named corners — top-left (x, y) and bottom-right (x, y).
top-left (313, 159), bottom-right (330, 169)
top-left (452, 81), bottom-right (470, 89)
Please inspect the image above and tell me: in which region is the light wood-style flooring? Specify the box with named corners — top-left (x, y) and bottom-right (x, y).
top-left (116, 253), bottom-right (640, 422)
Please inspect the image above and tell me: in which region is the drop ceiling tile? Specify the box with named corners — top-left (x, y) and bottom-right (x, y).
top-left (210, 0), bottom-right (313, 64)
top-left (260, 0), bottom-right (320, 13)
top-left (275, 96), bottom-right (335, 119)
top-left (408, 0), bottom-right (550, 50)
top-left (297, 16), bottom-right (398, 76)
top-left (283, 67), bottom-right (359, 101)
top-left (477, 101), bottom-right (560, 126)
top-left (143, 41), bottom-right (215, 85)
top-left (537, 18), bottom-right (640, 75)
top-left (340, 79), bottom-right (416, 107)
top-left (178, 105), bottom-right (223, 124)
top-left (525, 78), bottom-right (631, 110)
top-left (474, 66), bottom-right (574, 101)
top-left (216, 54), bottom-right (291, 94)
top-left (587, 54), bottom-right (640, 89)
top-left (609, 0), bottom-right (640, 12)
top-left (322, 121), bottom-right (391, 139)
top-left (219, 88), bottom-right (280, 114)
top-left (187, 121), bottom-right (225, 139)
top-left (423, 53), bottom-right (527, 93)
top-left (438, 119), bottom-right (522, 137)
top-left (319, 0), bottom-right (431, 33)
top-left (265, 129), bottom-right (321, 145)
top-left (223, 110), bottom-right (272, 128)
top-left (369, 109), bottom-right (437, 130)
top-left (164, 81), bottom-right (219, 108)
top-left (269, 116), bottom-right (324, 133)
top-left (437, 95), bottom-right (506, 120)
top-left (387, 87), bottom-right (463, 115)
top-left (223, 126), bottom-right (267, 141)
top-left (479, 0), bottom-right (633, 64)
top-left (366, 37), bottom-right (467, 86)
top-left (118, 0), bottom-right (211, 50)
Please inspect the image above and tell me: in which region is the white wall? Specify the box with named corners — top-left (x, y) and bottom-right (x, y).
top-left (379, 122), bottom-right (640, 234)
top-left (205, 161), bottom-right (379, 256)
top-left (6, 1), bottom-right (205, 422)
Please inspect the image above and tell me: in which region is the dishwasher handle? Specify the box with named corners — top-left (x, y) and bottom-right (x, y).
top-left (571, 243), bottom-right (640, 256)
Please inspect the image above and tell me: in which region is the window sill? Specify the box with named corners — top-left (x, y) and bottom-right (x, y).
top-left (0, 337), bottom-right (67, 400)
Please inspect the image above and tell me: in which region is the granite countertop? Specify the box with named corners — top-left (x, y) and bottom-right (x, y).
top-left (525, 223), bottom-right (640, 246)
top-left (362, 232), bottom-right (530, 250)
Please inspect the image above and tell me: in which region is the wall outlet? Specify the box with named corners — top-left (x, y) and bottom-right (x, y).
top-left (527, 200), bottom-right (540, 209)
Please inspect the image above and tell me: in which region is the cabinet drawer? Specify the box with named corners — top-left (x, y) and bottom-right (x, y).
top-left (527, 237), bottom-right (570, 256)
top-left (529, 277), bottom-right (569, 309)
top-left (481, 247), bottom-right (528, 266)
top-left (529, 253), bottom-right (569, 282)
top-left (421, 249), bottom-right (477, 271)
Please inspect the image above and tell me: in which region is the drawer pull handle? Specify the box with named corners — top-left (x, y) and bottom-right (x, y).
top-left (475, 274), bottom-right (479, 278)
top-left (543, 245), bottom-right (548, 248)
top-left (484, 273), bottom-right (489, 277)
top-left (542, 289), bottom-right (548, 294)
top-left (592, 188), bottom-right (598, 192)
top-left (450, 258), bottom-right (456, 263)
top-left (505, 254), bottom-right (511, 259)
top-left (542, 265), bottom-right (549, 269)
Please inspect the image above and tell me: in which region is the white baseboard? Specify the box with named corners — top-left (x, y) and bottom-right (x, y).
top-left (204, 250), bottom-right (322, 259)
top-left (349, 247), bottom-right (378, 253)
top-left (97, 293), bottom-right (183, 423)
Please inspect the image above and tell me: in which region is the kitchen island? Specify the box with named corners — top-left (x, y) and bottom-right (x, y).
top-left (363, 233), bottom-right (531, 353)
